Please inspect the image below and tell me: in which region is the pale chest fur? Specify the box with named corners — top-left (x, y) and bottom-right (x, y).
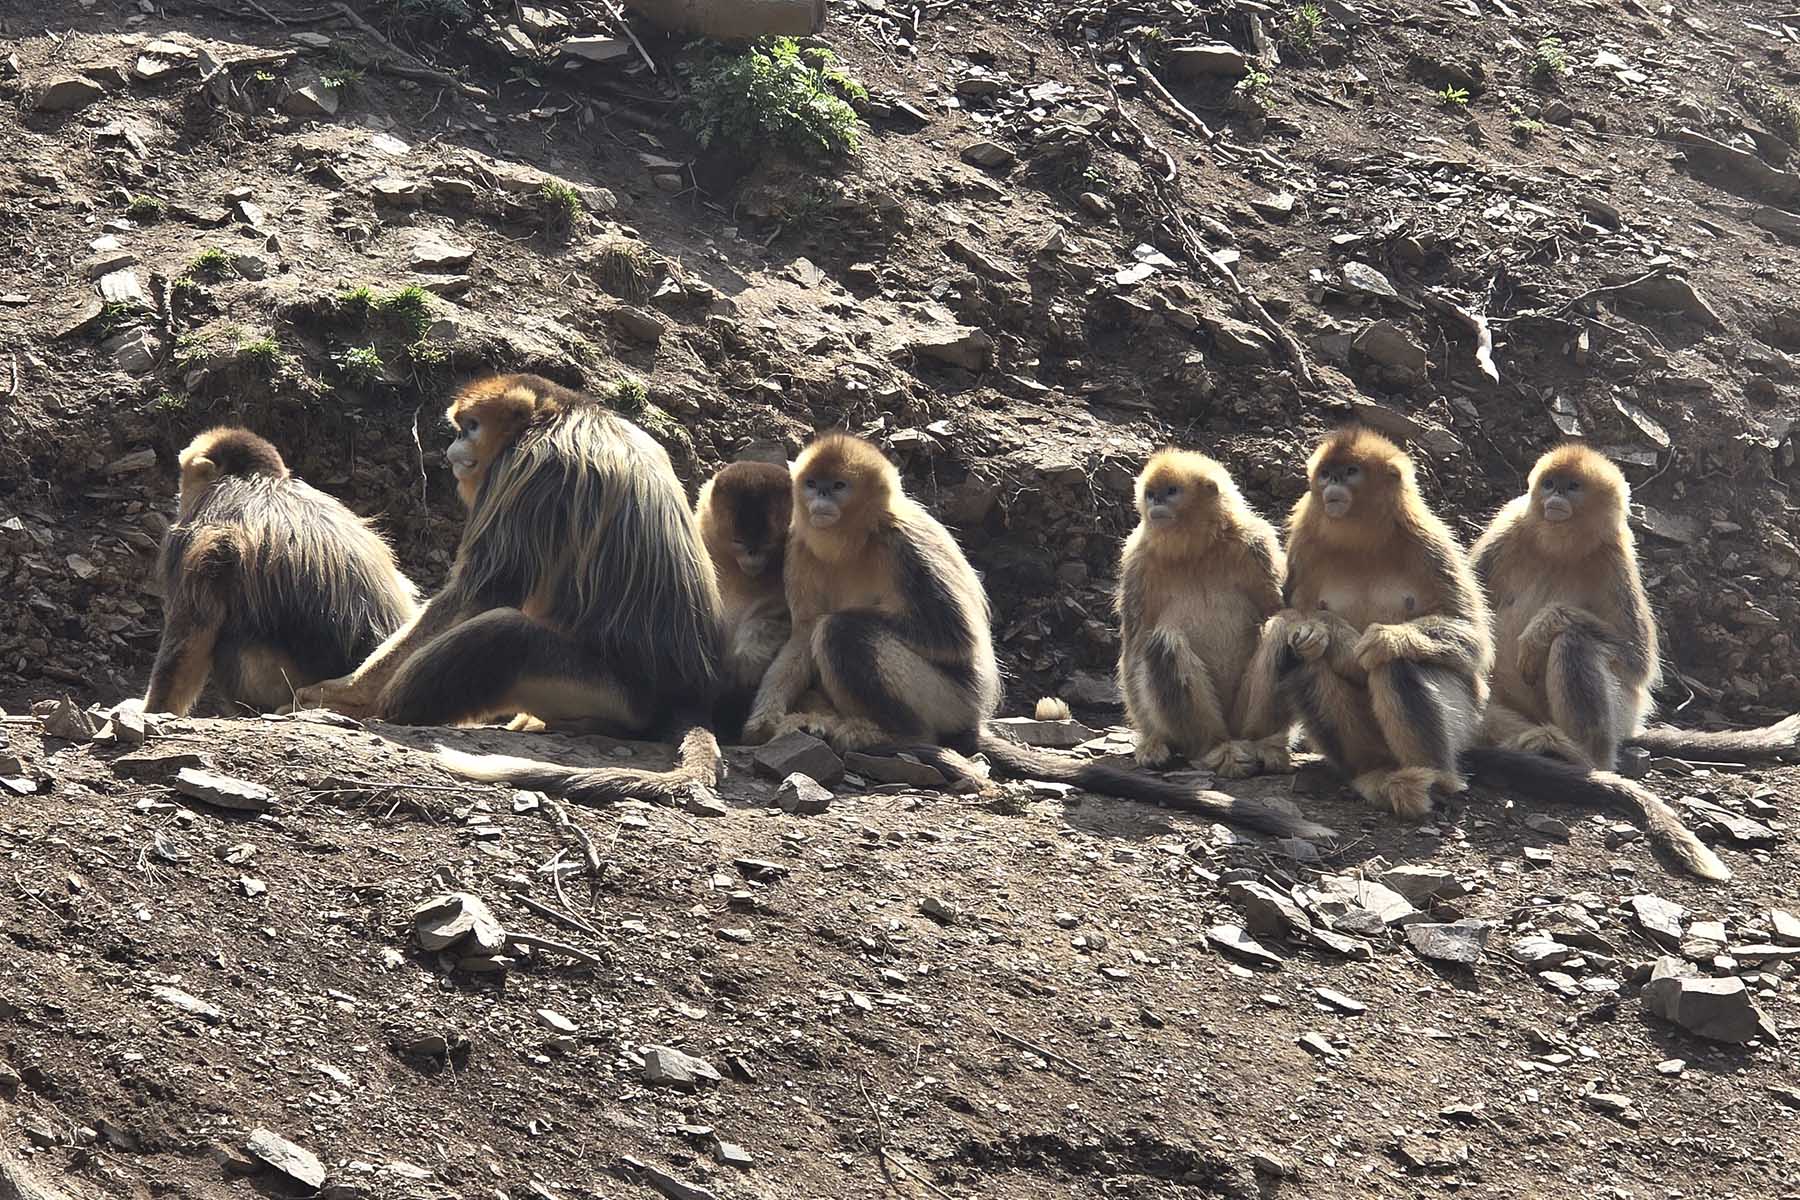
top-left (787, 537), bottom-right (901, 625)
top-left (1130, 543), bottom-right (1276, 686)
top-left (1289, 546), bottom-right (1439, 631)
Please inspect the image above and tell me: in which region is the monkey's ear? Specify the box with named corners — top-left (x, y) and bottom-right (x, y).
top-left (188, 455), bottom-right (220, 484)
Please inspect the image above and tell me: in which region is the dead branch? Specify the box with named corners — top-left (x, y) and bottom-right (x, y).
top-left (992, 1026), bottom-right (1086, 1075)
top-left (1127, 47), bottom-right (1215, 142)
top-left (504, 931), bottom-right (607, 967)
top-left (330, 2), bottom-right (491, 100)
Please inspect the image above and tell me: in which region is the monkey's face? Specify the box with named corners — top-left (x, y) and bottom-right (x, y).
top-left (1528, 447), bottom-right (1626, 531)
top-left (799, 471), bottom-right (853, 528)
top-left (1138, 468), bottom-right (1218, 527)
top-left (729, 485), bottom-right (792, 576)
top-left (1535, 472), bottom-right (1581, 523)
top-left (1311, 458), bottom-right (1366, 519)
top-left (445, 400), bottom-right (524, 508)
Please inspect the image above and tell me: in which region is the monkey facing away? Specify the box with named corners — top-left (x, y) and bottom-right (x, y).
top-left (144, 427), bottom-right (418, 717)
top-left (1115, 450), bottom-right (1291, 777)
top-left (739, 432), bottom-right (1331, 840)
top-left (292, 373), bottom-right (727, 804)
top-left (1474, 443), bottom-right (1800, 769)
top-left (696, 460), bottom-right (794, 738)
top-left (1262, 427), bottom-right (1725, 880)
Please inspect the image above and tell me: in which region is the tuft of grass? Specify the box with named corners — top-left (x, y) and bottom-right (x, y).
top-left (539, 180), bottom-right (584, 242)
top-left (337, 285), bottom-right (378, 324)
top-left (188, 247), bottom-right (236, 281)
top-left (1510, 116), bottom-right (1546, 143)
top-left (236, 334), bottom-right (285, 374)
top-left (681, 37), bottom-right (867, 163)
top-left (1438, 85), bottom-right (1471, 108)
top-left (608, 374), bottom-right (650, 414)
top-left (126, 194), bottom-right (164, 222)
top-left (1281, 3), bottom-right (1325, 53)
top-left (148, 392), bottom-right (188, 414)
top-left (375, 286), bottom-right (432, 340)
top-left (591, 235), bottom-right (657, 302)
top-left (402, 338), bottom-right (448, 372)
top-left (1531, 36), bottom-right (1569, 82)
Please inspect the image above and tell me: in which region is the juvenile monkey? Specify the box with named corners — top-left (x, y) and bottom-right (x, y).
top-left (696, 460), bottom-right (793, 737)
top-left (1475, 444), bottom-right (1800, 769)
top-left (144, 428), bottom-right (417, 717)
top-left (293, 374), bottom-right (726, 805)
top-left (1115, 450), bottom-right (1290, 777)
top-left (740, 433), bottom-right (1331, 840)
top-left (1260, 427), bottom-right (1724, 880)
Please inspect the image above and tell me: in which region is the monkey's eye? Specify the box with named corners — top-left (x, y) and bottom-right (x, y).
top-left (1568, 481), bottom-right (1581, 491)
top-left (1165, 486), bottom-right (1179, 497)
top-left (832, 480), bottom-right (848, 492)
top-left (1345, 465), bottom-right (1360, 478)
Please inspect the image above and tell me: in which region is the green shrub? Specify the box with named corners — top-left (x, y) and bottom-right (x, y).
top-left (682, 38), bottom-right (867, 162)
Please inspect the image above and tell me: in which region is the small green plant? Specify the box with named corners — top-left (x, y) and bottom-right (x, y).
top-left (174, 330), bottom-right (216, 371)
top-left (253, 69), bottom-right (276, 84)
top-left (375, 286), bottom-right (432, 340)
top-left (1510, 116), bottom-right (1546, 142)
top-left (1531, 36), bottom-right (1569, 82)
top-left (126, 194), bottom-right (164, 222)
top-left (337, 285), bottom-right (378, 323)
top-left (1281, 3), bottom-right (1325, 53)
top-left (188, 247), bottom-right (235, 281)
top-left (682, 37), bottom-right (867, 162)
top-left (171, 276), bottom-right (205, 308)
top-left (148, 392), bottom-right (188, 414)
top-left (338, 345), bottom-right (386, 381)
top-left (402, 338), bottom-right (448, 372)
top-left (1735, 75), bottom-right (1800, 148)
top-left (1234, 67), bottom-right (1274, 107)
top-left (609, 374), bottom-right (649, 413)
top-left (236, 335), bottom-right (285, 374)
top-left (95, 301), bottom-right (140, 336)
top-left (1438, 85), bottom-right (1470, 108)
top-left (539, 180), bottom-right (584, 241)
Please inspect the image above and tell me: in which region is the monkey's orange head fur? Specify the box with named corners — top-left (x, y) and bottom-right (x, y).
top-left (791, 433), bottom-right (898, 540)
top-left (699, 460), bottom-right (794, 579)
top-left (445, 373), bottom-right (585, 508)
top-left (1291, 425), bottom-right (1417, 540)
top-left (1525, 443), bottom-right (1628, 536)
top-left (1136, 449), bottom-right (1240, 542)
top-left (176, 427), bottom-right (288, 518)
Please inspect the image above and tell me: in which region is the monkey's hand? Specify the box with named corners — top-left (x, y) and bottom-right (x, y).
top-left (1354, 623), bottom-right (1431, 672)
top-left (739, 709), bottom-right (785, 745)
top-left (1516, 605), bottom-right (1597, 686)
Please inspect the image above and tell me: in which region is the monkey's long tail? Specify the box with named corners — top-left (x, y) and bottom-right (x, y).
top-left (1628, 713), bottom-right (1800, 763)
top-left (959, 731), bottom-right (1336, 840)
top-left (1459, 747), bottom-right (1729, 882)
top-left (435, 726), bottom-right (723, 807)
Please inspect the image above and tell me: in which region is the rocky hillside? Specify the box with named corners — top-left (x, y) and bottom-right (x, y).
top-left (3, 0), bottom-right (1800, 720)
top-left (3, 2), bottom-right (1800, 1198)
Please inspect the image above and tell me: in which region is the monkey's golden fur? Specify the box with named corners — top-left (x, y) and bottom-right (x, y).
top-left (696, 460), bottom-right (794, 735)
top-left (144, 427), bottom-right (417, 717)
top-left (1267, 428), bottom-right (1725, 880)
top-left (1265, 427), bottom-right (1491, 818)
top-left (1116, 450), bottom-right (1290, 777)
top-left (295, 374), bottom-right (726, 805)
top-left (1475, 444), bottom-right (1800, 768)
top-left (742, 433), bottom-right (1332, 839)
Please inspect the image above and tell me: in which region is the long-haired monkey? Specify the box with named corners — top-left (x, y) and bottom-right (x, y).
top-left (1116, 450), bottom-right (1291, 777)
top-left (695, 459), bottom-right (794, 739)
top-left (737, 433), bottom-right (1331, 840)
top-left (292, 374), bottom-right (728, 804)
top-left (1474, 443), bottom-right (1799, 769)
top-left (144, 427), bottom-right (418, 717)
top-left (1258, 427), bottom-right (1725, 880)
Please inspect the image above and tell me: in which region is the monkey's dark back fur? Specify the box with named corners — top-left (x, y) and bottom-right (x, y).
top-left (159, 474), bottom-right (415, 703)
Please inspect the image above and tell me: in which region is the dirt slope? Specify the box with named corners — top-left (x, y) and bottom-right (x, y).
top-left (2, 0), bottom-right (1800, 1197)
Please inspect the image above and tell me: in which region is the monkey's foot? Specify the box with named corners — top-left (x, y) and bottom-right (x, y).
top-left (1254, 736), bottom-right (1293, 775)
top-left (1288, 620), bottom-right (1331, 662)
top-left (774, 712), bottom-right (888, 753)
top-left (1352, 767), bottom-right (1439, 820)
top-left (1133, 735), bottom-right (1175, 769)
top-left (1509, 724), bottom-right (1589, 766)
top-left (1201, 739), bottom-right (1263, 779)
top-left (505, 713), bottom-right (548, 733)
